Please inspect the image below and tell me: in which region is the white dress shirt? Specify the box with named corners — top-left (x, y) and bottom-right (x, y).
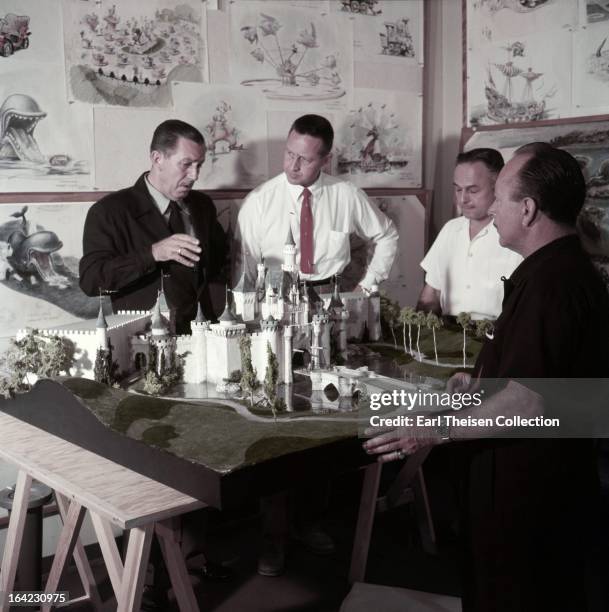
top-left (235, 172), bottom-right (398, 290)
top-left (420, 216), bottom-right (522, 319)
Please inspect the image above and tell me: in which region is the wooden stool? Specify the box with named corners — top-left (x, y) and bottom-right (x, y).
top-left (341, 582), bottom-right (461, 612)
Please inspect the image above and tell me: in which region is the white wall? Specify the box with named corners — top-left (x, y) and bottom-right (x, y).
top-left (425, 0), bottom-right (463, 237)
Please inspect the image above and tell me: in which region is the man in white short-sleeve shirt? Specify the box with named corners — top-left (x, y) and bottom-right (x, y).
top-left (417, 148), bottom-right (522, 320)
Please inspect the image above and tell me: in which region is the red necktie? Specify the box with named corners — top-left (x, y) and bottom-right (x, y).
top-left (300, 187), bottom-right (313, 274)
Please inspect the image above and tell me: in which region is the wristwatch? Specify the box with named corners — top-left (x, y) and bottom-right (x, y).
top-left (436, 418), bottom-right (451, 442)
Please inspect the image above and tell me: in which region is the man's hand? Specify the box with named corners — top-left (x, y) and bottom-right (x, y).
top-left (447, 371), bottom-right (473, 394)
top-left (152, 234), bottom-right (201, 267)
top-left (363, 423), bottom-right (445, 463)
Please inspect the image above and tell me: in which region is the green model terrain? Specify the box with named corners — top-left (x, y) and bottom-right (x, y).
top-left (59, 329), bottom-right (482, 474)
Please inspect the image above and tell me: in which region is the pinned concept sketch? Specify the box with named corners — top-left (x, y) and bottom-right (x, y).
top-left (473, 40), bottom-right (556, 125)
top-left (336, 94), bottom-right (421, 187)
top-left (231, 3), bottom-right (352, 107)
top-left (63, 0), bottom-right (205, 107)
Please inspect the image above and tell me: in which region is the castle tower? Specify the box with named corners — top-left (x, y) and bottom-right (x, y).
top-left (151, 295), bottom-right (169, 338)
top-left (189, 303), bottom-right (209, 383)
top-left (312, 310), bottom-right (330, 368)
top-left (282, 226), bottom-right (297, 274)
top-left (158, 278), bottom-right (175, 334)
top-left (260, 314), bottom-right (280, 358)
top-left (208, 296), bottom-right (247, 383)
top-left (283, 322), bottom-right (294, 384)
top-left (302, 280), bottom-right (310, 322)
top-left (255, 259), bottom-right (267, 317)
top-left (329, 279), bottom-right (348, 357)
top-left (95, 299), bottom-right (108, 350)
top-left (150, 294), bottom-right (172, 375)
top-left (319, 310), bottom-right (332, 367)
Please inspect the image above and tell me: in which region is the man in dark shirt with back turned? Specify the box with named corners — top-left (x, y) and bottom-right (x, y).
top-left (365, 142), bottom-right (609, 611)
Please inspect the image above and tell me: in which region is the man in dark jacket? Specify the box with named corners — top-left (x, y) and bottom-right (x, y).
top-left (80, 119), bottom-right (227, 333)
top-left (79, 120), bottom-right (229, 608)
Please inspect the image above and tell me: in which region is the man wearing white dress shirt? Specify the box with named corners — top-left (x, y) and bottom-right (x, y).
top-left (235, 114), bottom-right (398, 292)
top-left (416, 148), bottom-right (522, 320)
top-left (234, 114), bottom-right (397, 577)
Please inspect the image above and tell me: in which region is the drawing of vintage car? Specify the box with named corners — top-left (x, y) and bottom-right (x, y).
top-left (0, 14), bottom-right (30, 58)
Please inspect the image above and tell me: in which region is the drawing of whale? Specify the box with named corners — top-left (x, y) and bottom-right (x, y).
top-left (0, 93), bottom-right (46, 164)
top-left (1, 207), bottom-right (69, 287)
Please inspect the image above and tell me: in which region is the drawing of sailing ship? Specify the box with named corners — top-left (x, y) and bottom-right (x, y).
top-left (482, 41), bottom-right (555, 124)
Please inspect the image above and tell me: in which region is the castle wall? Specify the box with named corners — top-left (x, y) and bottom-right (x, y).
top-left (176, 335), bottom-right (198, 383)
top-left (204, 331), bottom-right (243, 384)
top-left (250, 329), bottom-right (287, 386)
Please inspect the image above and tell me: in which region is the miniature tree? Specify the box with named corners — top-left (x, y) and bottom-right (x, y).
top-left (456, 312), bottom-right (472, 367)
top-left (147, 343), bottom-right (158, 374)
top-left (93, 347), bottom-right (112, 385)
top-left (426, 312), bottom-right (443, 365)
top-left (399, 306), bottom-right (415, 355)
top-left (475, 319), bottom-right (495, 340)
top-left (226, 369), bottom-right (242, 384)
top-left (143, 369), bottom-right (164, 395)
top-left (239, 336), bottom-right (259, 407)
top-left (380, 292), bottom-right (400, 348)
top-left (0, 330), bottom-right (74, 397)
top-left (414, 310), bottom-right (427, 359)
top-left (263, 342), bottom-right (282, 418)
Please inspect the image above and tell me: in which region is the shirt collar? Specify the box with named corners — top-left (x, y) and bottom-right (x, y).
top-left (464, 217), bottom-right (494, 240)
top-left (144, 173), bottom-right (187, 215)
top-left (285, 171), bottom-right (325, 203)
top-left (510, 234), bottom-right (580, 287)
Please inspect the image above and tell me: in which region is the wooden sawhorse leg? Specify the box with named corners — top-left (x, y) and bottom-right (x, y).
top-left (348, 448), bottom-right (435, 584)
top-left (91, 511), bottom-right (199, 611)
top-left (54, 493), bottom-right (103, 610)
top-left (0, 470), bottom-right (33, 612)
top-left (156, 519), bottom-right (199, 612)
top-left (349, 463), bottom-right (382, 584)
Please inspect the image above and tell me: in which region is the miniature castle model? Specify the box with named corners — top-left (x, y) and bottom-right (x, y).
top-left (25, 230), bottom-right (381, 388)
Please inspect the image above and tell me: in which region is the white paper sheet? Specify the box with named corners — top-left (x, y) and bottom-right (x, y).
top-left (62, 0), bottom-right (207, 107)
top-left (334, 88), bottom-right (422, 187)
top-left (229, 0), bottom-right (353, 112)
top-left (0, 62), bottom-right (94, 192)
top-left (172, 82), bottom-right (268, 189)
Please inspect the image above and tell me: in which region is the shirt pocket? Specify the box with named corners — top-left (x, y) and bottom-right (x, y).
top-left (325, 230), bottom-right (351, 262)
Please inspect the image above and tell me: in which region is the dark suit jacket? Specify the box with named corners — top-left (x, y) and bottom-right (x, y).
top-left (79, 173), bottom-right (227, 333)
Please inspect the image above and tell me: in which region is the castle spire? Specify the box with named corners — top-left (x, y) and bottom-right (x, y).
top-left (329, 275), bottom-right (344, 309)
top-left (285, 226), bottom-right (295, 246)
top-left (151, 294), bottom-right (168, 336)
top-left (195, 302), bottom-right (207, 323)
top-left (96, 297), bottom-right (107, 329)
